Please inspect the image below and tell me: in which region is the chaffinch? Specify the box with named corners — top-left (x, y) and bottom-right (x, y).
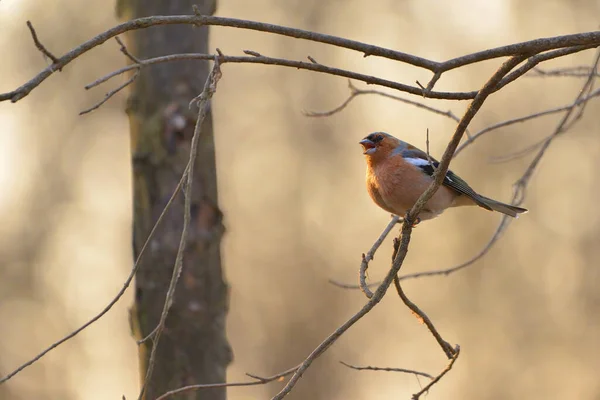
top-left (359, 132), bottom-right (527, 222)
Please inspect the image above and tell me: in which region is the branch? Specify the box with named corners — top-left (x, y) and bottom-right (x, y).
top-left (26, 20), bottom-right (59, 66)
top-left (137, 58), bottom-right (222, 400)
top-left (411, 345), bottom-right (460, 400)
top-left (393, 242), bottom-right (454, 359)
top-left (2, 14), bottom-right (599, 102)
top-left (154, 365), bottom-right (299, 400)
top-left (530, 65), bottom-right (600, 78)
top-left (305, 81), bottom-right (471, 137)
top-left (360, 215), bottom-right (400, 298)
top-left (339, 361), bottom-right (433, 380)
top-left (79, 70), bottom-right (139, 115)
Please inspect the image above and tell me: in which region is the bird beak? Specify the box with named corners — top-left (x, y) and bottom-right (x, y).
top-left (359, 139), bottom-right (376, 155)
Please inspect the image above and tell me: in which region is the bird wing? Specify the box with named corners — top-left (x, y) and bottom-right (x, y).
top-left (400, 148), bottom-right (493, 211)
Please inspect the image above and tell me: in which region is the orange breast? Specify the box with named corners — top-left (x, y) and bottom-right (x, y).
top-left (366, 156), bottom-right (458, 220)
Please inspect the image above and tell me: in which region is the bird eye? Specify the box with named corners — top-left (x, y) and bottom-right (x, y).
top-left (365, 133), bottom-right (384, 144)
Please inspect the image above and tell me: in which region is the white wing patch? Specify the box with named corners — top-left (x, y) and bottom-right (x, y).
top-left (406, 157), bottom-right (454, 183)
top-left (405, 158), bottom-right (430, 166)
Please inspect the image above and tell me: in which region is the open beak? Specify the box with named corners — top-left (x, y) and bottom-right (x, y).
top-left (359, 139), bottom-right (376, 155)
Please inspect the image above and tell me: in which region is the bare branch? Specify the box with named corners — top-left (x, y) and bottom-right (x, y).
top-left (26, 20), bottom-right (59, 66)
top-left (154, 365), bottom-right (299, 400)
top-left (305, 81), bottom-right (470, 139)
top-left (339, 361), bottom-right (433, 380)
top-left (79, 70), bottom-right (139, 115)
top-left (426, 72), bottom-right (442, 91)
top-left (243, 49), bottom-right (262, 57)
top-left (530, 65), bottom-right (600, 78)
top-left (2, 14), bottom-right (599, 102)
top-left (412, 345), bottom-right (460, 400)
top-left (392, 242), bottom-right (455, 359)
top-left (115, 36), bottom-right (141, 63)
top-left (360, 215), bottom-right (400, 298)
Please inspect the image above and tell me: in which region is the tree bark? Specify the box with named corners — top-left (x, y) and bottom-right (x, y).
top-left (117, 1), bottom-right (231, 399)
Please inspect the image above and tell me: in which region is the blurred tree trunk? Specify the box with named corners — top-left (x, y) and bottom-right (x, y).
top-left (116, 1), bottom-right (231, 399)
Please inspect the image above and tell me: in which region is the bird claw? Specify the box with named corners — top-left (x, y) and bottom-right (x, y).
top-left (402, 212), bottom-right (421, 228)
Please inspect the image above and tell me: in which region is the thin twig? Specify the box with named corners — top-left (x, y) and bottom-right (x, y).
top-left (115, 36), bottom-right (141, 63)
top-left (154, 365), bottom-right (299, 400)
top-left (136, 323), bottom-right (159, 345)
top-left (304, 81), bottom-right (472, 137)
top-left (26, 21), bottom-right (59, 65)
top-left (455, 87), bottom-right (600, 156)
top-left (426, 72), bottom-right (442, 91)
top-left (80, 70), bottom-right (139, 115)
top-left (392, 241), bottom-right (455, 359)
top-left (137, 58), bottom-right (222, 400)
top-left (360, 215), bottom-right (400, 298)
top-left (425, 128), bottom-right (436, 171)
top-left (307, 82), bottom-right (458, 118)
top-left (530, 66), bottom-right (600, 78)
top-left (0, 165), bottom-right (189, 384)
top-left (243, 49), bottom-right (262, 57)
top-left (412, 345), bottom-right (460, 400)
top-left (339, 361), bottom-right (433, 380)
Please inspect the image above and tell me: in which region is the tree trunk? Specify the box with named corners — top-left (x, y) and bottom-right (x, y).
top-left (117, 1), bottom-right (231, 399)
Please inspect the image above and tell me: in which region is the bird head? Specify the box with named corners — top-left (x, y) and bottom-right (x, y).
top-left (359, 132), bottom-right (402, 162)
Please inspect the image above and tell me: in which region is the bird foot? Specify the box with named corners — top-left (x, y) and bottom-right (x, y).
top-left (398, 213), bottom-right (420, 227)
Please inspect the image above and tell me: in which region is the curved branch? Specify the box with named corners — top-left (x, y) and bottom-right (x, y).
top-left (1, 13), bottom-right (599, 103)
top-left (154, 364), bottom-right (299, 400)
top-left (339, 361), bottom-right (433, 379)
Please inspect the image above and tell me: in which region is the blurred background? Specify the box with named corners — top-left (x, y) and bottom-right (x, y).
top-left (1, 0), bottom-right (600, 399)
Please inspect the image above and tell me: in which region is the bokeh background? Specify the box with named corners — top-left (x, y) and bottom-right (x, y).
top-left (1, 0), bottom-right (600, 399)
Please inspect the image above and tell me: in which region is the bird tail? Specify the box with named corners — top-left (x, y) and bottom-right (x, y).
top-left (477, 196), bottom-right (528, 218)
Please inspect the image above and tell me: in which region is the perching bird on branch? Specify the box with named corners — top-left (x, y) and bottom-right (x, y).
top-left (359, 132), bottom-right (527, 223)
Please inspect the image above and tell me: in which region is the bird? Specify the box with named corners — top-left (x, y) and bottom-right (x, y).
top-left (359, 132), bottom-right (527, 223)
